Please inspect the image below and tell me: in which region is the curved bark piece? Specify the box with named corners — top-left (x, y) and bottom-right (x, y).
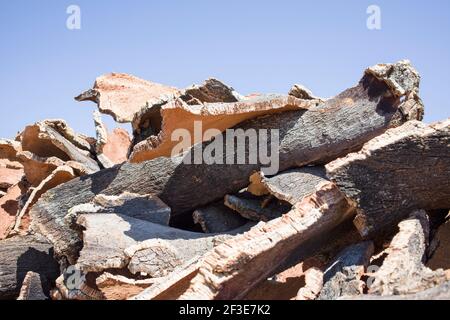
top-left (248, 166), bottom-right (328, 205)
top-left (193, 201), bottom-right (248, 233)
top-left (12, 166), bottom-right (76, 234)
top-left (318, 241), bottom-right (374, 300)
top-left (326, 119), bottom-right (450, 238)
top-left (16, 151), bottom-right (64, 187)
top-left (179, 182), bottom-right (356, 300)
top-left (0, 235), bottom-right (59, 299)
top-left (368, 210), bottom-right (448, 296)
top-left (20, 121), bottom-right (100, 173)
top-left (30, 61), bottom-right (422, 262)
top-left (129, 95), bottom-right (313, 162)
top-left (75, 213), bottom-right (253, 273)
top-left (75, 73), bottom-right (180, 123)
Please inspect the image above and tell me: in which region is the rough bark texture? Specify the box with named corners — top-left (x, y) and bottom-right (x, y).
top-left (296, 268), bottom-right (324, 300)
top-left (75, 213), bottom-right (253, 273)
top-left (192, 201), bottom-right (248, 233)
top-left (248, 166), bottom-right (328, 205)
top-left (12, 166), bottom-right (76, 234)
top-left (0, 235), bottom-right (59, 300)
top-left (318, 241), bottom-right (374, 300)
top-left (224, 193), bottom-right (291, 222)
top-left (75, 73), bottom-right (179, 123)
top-left (30, 61), bottom-right (422, 262)
top-left (369, 210), bottom-right (448, 295)
top-left (179, 182), bottom-right (356, 300)
top-left (326, 119), bottom-right (450, 238)
top-left (131, 259), bottom-right (200, 300)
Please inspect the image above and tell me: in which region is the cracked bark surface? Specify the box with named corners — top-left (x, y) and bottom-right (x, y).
top-left (29, 61), bottom-right (423, 262)
top-left (179, 182), bottom-right (356, 300)
top-left (327, 119), bottom-right (450, 238)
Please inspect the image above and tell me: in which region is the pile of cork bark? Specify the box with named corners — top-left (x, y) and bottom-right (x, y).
top-left (1, 60), bottom-right (449, 300)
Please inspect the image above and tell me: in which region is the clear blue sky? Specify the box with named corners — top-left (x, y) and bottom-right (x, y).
top-left (1, 0), bottom-right (449, 138)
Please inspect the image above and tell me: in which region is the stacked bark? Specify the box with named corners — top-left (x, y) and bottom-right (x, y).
top-left (1, 60), bottom-right (449, 300)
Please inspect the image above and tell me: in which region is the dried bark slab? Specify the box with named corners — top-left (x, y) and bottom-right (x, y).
top-left (327, 119), bottom-right (450, 238)
top-left (16, 151), bottom-right (65, 186)
top-left (131, 259), bottom-right (200, 300)
top-left (182, 78), bottom-right (241, 105)
top-left (129, 94), bottom-right (314, 162)
top-left (76, 73), bottom-right (179, 123)
top-left (20, 121), bottom-right (100, 173)
top-left (30, 61), bottom-right (422, 262)
top-left (318, 241), bottom-right (374, 300)
top-left (53, 271), bottom-right (104, 300)
top-left (248, 166), bottom-right (328, 205)
top-left (193, 201), bottom-right (248, 233)
top-left (0, 139), bottom-right (22, 160)
top-left (75, 213), bottom-right (252, 273)
top-left (0, 235), bottom-right (59, 299)
top-left (17, 271), bottom-right (49, 300)
top-left (0, 167), bottom-right (23, 190)
top-left (179, 182), bottom-right (356, 300)
top-left (68, 192), bottom-right (171, 226)
top-left (369, 210), bottom-right (448, 295)
top-left (96, 273), bottom-right (155, 300)
top-left (224, 193), bottom-right (291, 222)
top-left (12, 166), bottom-right (76, 234)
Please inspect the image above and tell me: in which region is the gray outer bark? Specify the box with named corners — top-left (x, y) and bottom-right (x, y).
top-left (326, 119), bottom-right (450, 238)
top-left (30, 62), bottom-right (422, 262)
top-left (0, 235), bottom-right (60, 300)
top-left (318, 241), bottom-right (374, 300)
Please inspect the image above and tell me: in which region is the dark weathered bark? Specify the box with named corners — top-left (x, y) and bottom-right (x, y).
top-left (76, 213), bottom-right (254, 274)
top-left (248, 166), bottom-right (328, 204)
top-left (326, 119), bottom-right (450, 238)
top-left (318, 241), bottom-right (374, 300)
top-left (30, 61), bottom-right (422, 262)
top-left (0, 235), bottom-right (60, 300)
top-left (179, 182), bottom-right (356, 300)
top-left (224, 193), bottom-right (291, 222)
top-left (192, 201), bottom-right (248, 233)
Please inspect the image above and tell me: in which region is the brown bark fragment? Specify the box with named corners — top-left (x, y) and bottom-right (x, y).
top-left (179, 182), bottom-right (356, 300)
top-left (76, 73), bottom-right (179, 123)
